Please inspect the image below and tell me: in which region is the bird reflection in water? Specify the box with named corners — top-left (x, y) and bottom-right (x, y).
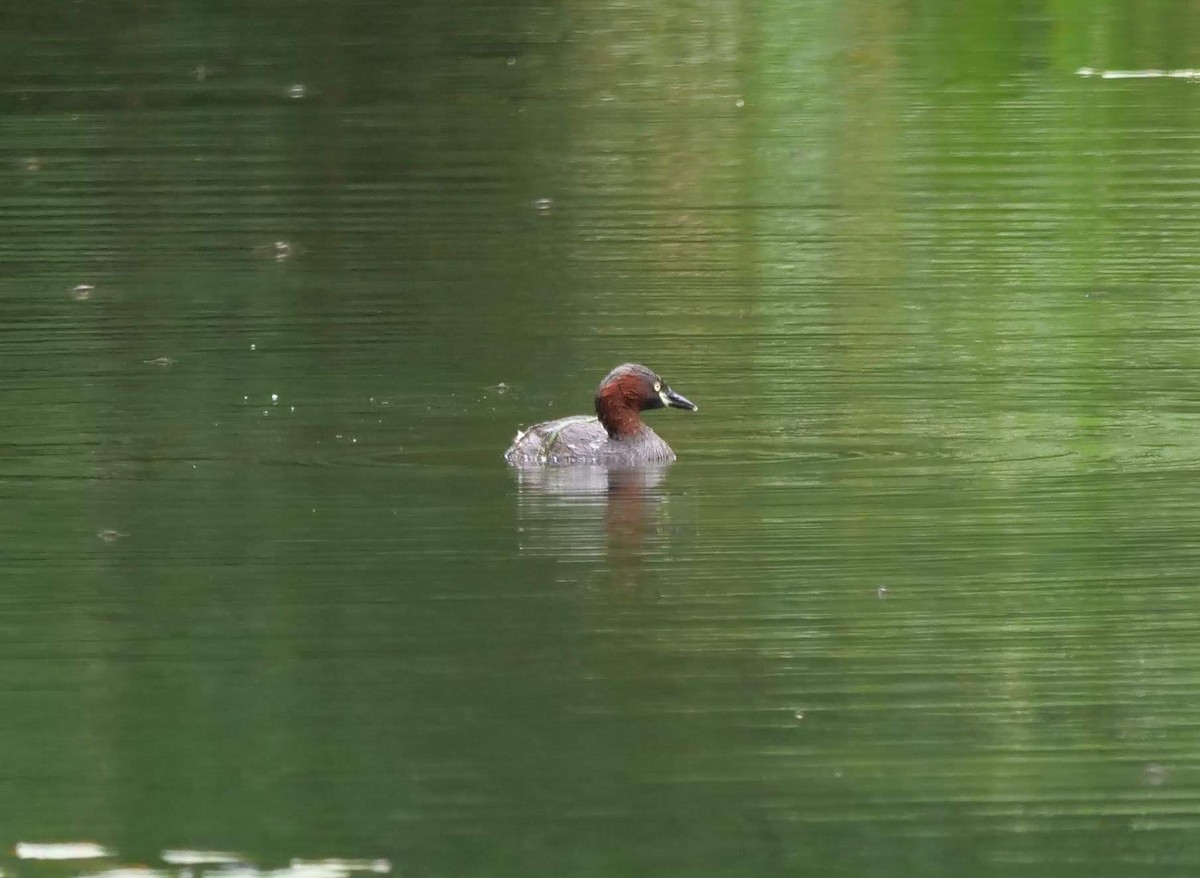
top-left (510, 465), bottom-right (673, 597)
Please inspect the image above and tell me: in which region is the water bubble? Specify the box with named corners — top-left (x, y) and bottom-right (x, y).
top-left (72, 284), bottom-right (94, 301)
top-left (533, 197), bottom-right (553, 212)
top-left (287, 83), bottom-right (307, 99)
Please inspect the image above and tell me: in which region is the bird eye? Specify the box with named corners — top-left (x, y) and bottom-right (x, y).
top-left (653, 381), bottom-right (662, 392)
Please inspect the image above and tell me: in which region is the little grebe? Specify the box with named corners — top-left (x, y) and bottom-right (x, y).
top-left (504, 363), bottom-right (697, 466)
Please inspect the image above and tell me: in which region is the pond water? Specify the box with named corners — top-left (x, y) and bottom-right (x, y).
top-left (5, 2), bottom-right (1200, 876)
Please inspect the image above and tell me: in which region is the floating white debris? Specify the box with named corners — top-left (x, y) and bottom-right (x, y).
top-left (197, 868), bottom-right (259, 878)
top-left (72, 284), bottom-right (95, 301)
top-left (290, 860), bottom-right (390, 875)
top-left (16, 842), bottom-right (112, 860)
top-left (288, 84), bottom-right (307, 99)
top-left (161, 850), bottom-right (244, 866)
top-left (271, 393), bottom-right (279, 404)
top-left (533, 197), bottom-right (553, 212)
top-left (1077, 66), bottom-right (1200, 80)
top-left (88, 868), bottom-right (167, 878)
top-left (270, 865), bottom-right (344, 878)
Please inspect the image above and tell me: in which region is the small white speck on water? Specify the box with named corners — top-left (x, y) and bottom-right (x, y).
top-left (288, 83), bottom-right (307, 99)
top-left (352, 438), bottom-right (358, 444)
top-left (262, 410), bottom-right (269, 417)
top-left (250, 343), bottom-right (256, 351)
top-left (242, 395), bottom-right (248, 402)
top-left (271, 393), bottom-right (279, 404)
top-left (735, 97), bottom-right (745, 108)
top-left (534, 197), bottom-right (553, 212)
top-left (290, 406), bottom-right (295, 413)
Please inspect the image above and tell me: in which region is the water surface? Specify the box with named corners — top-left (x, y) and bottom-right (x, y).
top-left (4, 2), bottom-right (1200, 876)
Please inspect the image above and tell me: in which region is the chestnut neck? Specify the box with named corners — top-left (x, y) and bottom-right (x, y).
top-left (595, 379), bottom-right (648, 439)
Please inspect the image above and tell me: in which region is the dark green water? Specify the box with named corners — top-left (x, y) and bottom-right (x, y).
top-left (5, 2), bottom-right (1200, 876)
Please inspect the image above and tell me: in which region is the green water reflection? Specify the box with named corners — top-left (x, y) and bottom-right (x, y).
top-left (4, 1), bottom-right (1200, 876)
